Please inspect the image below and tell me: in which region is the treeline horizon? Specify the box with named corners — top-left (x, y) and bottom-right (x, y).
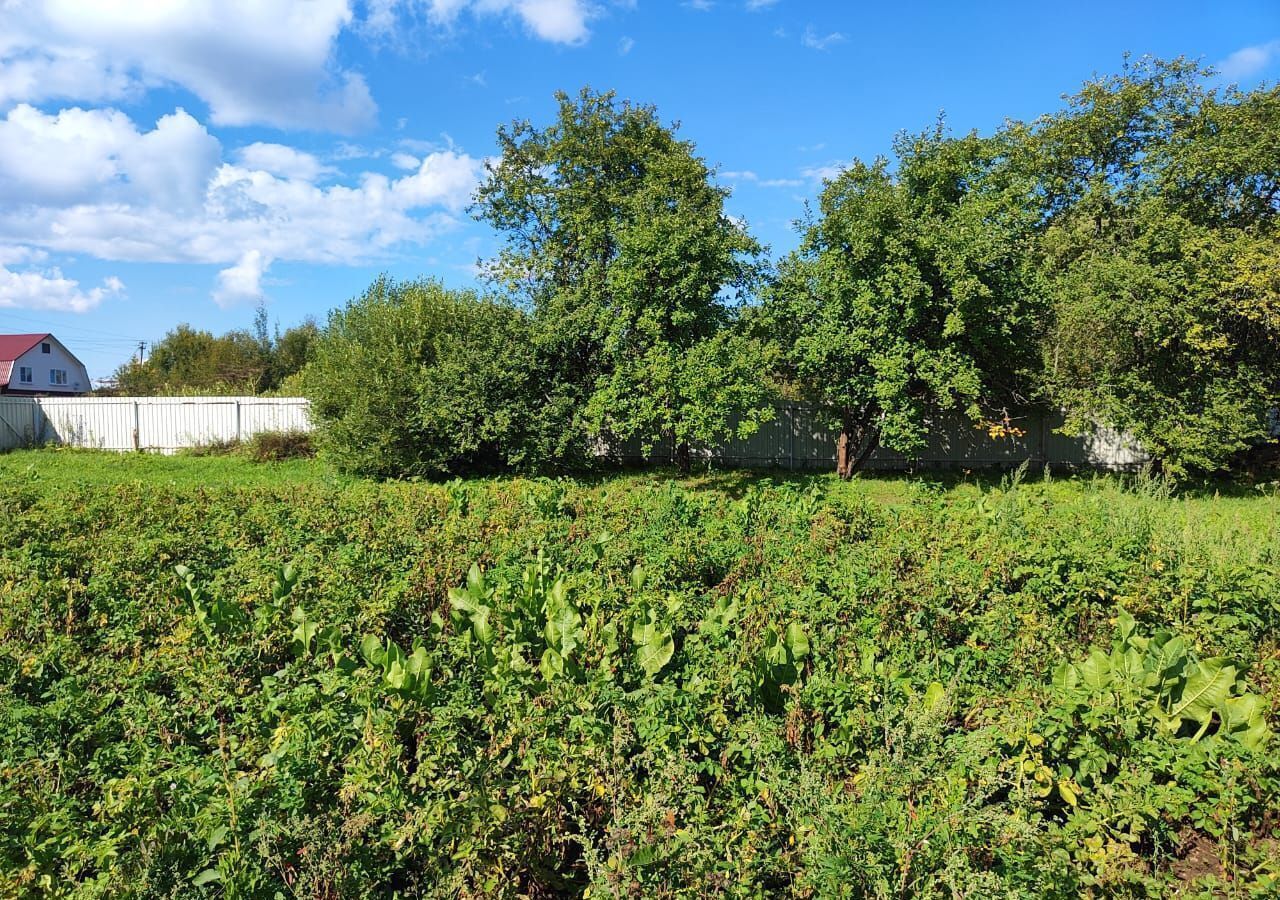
top-left (117, 57), bottom-right (1280, 478)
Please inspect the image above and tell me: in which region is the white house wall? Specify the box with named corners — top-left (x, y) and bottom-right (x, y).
top-left (10, 337), bottom-right (90, 394)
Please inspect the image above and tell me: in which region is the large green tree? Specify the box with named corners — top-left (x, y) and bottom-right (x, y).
top-left (473, 88), bottom-right (771, 469)
top-left (759, 128), bottom-right (1041, 478)
top-left (1024, 59), bottom-right (1280, 474)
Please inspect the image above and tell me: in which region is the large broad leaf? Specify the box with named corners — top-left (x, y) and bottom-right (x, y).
top-left (360, 634), bottom-right (385, 667)
top-left (1077, 648), bottom-right (1112, 691)
top-left (785, 622), bottom-right (810, 661)
top-left (539, 647), bottom-right (565, 682)
top-left (1113, 607), bottom-right (1138, 652)
top-left (632, 612), bottom-right (674, 678)
top-left (1111, 646), bottom-right (1145, 684)
top-left (1221, 692), bottom-right (1270, 750)
top-left (1168, 659), bottom-right (1237, 728)
top-left (1145, 634), bottom-right (1187, 686)
top-left (544, 599), bottom-right (581, 655)
top-left (1052, 661), bottom-right (1079, 691)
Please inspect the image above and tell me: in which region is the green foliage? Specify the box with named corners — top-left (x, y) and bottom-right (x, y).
top-left (1051, 609), bottom-right (1271, 749)
top-left (3, 460), bottom-right (1278, 896)
top-left (1022, 58), bottom-right (1280, 475)
top-left (474, 87), bottom-right (773, 468)
top-left (758, 126), bottom-right (1041, 477)
top-left (301, 276), bottom-right (560, 478)
top-left (110, 313), bottom-right (318, 397)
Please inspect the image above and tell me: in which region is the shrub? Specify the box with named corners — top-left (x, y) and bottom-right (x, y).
top-left (243, 429), bottom-right (314, 462)
top-left (301, 276), bottom-right (574, 479)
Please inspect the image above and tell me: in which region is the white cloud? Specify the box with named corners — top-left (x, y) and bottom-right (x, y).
top-left (745, 0), bottom-right (779, 9)
top-left (722, 170), bottom-right (804, 189)
top-left (0, 0), bottom-right (375, 132)
top-left (237, 143), bottom-right (334, 182)
top-left (801, 25), bottom-right (845, 51)
top-left (0, 104), bottom-right (220, 210)
top-left (618, 35), bottom-right (635, 55)
top-left (0, 245), bottom-right (47, 266)
top-left (401, 0), bottom-right (590, 43)
top-left (801, 161), bottom-right (847, 182)
top-left (1216, 40), bottom-right (1280, 82)
top-left (0, 264), bottom-right (124, 313)
top-left (212, 249), bottom-right (269, 307)
top-left (0, 104), bottom-right (485, 276)
top-left (391, 151), bottom-right (422, 170)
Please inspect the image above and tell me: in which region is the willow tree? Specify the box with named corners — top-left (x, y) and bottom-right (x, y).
top-left (473, 88), bottom-right (770, 470)
top-left (760, 129), bottom-right (1041, 478)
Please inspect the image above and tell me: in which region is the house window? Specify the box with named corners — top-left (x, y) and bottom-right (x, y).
top-left (50, 369), bottom-right (67, 386)
top-left (18, 366), bottom-right (32, 384)
top-left (41, 342), bottom-right (51, 354)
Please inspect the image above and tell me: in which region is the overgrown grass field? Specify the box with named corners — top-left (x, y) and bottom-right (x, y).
top-left (1, 452), bottom-right (1278, 897)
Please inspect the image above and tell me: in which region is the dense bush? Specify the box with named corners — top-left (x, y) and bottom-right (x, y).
top-left (302, 277), bottom-right (570, 478)
top-left (2, 461), bottom-right (1277, 896)
top-left (243, 429), bottom-right (314, 462)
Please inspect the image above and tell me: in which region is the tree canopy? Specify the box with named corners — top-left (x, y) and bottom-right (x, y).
top-left (110, 311), bottom-right (318, 396)
top-left (1024, 59), bottom-right (1280, 474)
top-left (473, 88), bottom-right (772, 468)
top-left (757, 128), bottom-right (1042, 477)
top-left (297, 62), bottom-right (1278, 480)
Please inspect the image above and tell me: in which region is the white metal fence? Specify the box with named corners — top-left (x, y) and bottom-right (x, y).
top-left (614, 403), bottom-right (1149, 471)
top-left (0, 395), bottom-right (1151, 470)
top-left (0, 396), bottom-right (309, 453)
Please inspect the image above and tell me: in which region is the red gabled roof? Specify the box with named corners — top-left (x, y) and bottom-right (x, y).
top-left (0, 334), bottom-right (49, 388)
top-left (0, 333), bottom-right (49, 362)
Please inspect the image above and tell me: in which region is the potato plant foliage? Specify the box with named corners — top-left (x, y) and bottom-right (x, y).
top-left (1, 460), bottom-right (1279, 897)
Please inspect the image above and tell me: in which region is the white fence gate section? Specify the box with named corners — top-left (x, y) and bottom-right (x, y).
top-left (0, 396), bottom-right (310, 453)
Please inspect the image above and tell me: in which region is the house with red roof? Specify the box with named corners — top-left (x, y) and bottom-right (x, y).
top-left (0, 334), bottom-right (91, 396)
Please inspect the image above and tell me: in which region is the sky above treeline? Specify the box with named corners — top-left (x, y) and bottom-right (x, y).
top-left (0, 1), bottom-right (1277, 382)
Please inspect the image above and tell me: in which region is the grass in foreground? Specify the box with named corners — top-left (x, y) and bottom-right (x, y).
top-left (1, 452), bottom-right (1278, 897)
top-left (0, 447), bottom-right (334, 490)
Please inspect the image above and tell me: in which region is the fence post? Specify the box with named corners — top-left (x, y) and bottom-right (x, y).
top-left (132, 400), bottom-right (140, 452)
top-left (235, 399), bottom-right (242, 442)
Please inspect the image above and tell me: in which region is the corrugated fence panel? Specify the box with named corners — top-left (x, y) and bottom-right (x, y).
top-left (137, 398), bottom-right (239, 450)
top-left (0, 398), bottom-right (41, 450)
top-left (38, 397), bottom-right (136, 450)
top-left (239, 398), bottom-right (312, 435)
top-left (0, 396), bottom-right (312, 453)
top-left (614, 403), bottom-right (1150, 471)
top-left (0, 395), bottom-right (1153, 470)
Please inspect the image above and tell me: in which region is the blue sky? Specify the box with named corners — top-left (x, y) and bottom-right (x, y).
top-left (0, 0), bottom-right (1276, 381)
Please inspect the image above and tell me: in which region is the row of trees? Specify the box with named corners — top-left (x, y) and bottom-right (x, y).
top-left (300, 58), bottom-right (1277, 478)
top-left (109, 309), bottom-right (318, 396)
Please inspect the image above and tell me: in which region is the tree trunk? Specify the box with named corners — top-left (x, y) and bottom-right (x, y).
top-left (836, 417), bottom-right (854, 480)
top-left (836, 410), bottom-right (880, 480)
top-left (674, 440), bottom-right (692, 474)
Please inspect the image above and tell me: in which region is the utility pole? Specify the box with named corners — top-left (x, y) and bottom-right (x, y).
top-left (136, 341), bottom-right (147, 363)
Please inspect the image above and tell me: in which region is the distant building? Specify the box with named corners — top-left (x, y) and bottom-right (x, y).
top-left (0, 333), bottom-right (91, 396)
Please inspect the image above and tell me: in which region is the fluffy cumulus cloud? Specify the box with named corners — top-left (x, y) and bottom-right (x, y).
top-left (236, 143), bottom-right (335, 182)
top-left (0, 104), bottom-right (485, 305)
top-left (0, 0), bottom-right (375, 132)
top-left (0, 265), bottom-right (124, 313)
top-left (213, 250), bottom-right (270, 308)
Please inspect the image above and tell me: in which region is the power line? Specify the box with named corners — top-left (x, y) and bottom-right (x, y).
top-left (0, 309), bottom-right (147, 343)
